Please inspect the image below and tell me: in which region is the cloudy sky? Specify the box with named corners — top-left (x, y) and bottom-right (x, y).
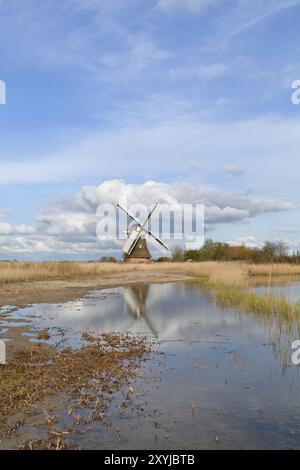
top-left (0, 0), bottom-right (300, 259)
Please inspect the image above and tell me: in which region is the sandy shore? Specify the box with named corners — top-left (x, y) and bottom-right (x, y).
top-left (0, 269), bottom-right (193, 307)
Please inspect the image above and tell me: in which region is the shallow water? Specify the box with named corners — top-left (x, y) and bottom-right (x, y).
top-left (253, 280), bottom-right (300, 303)
top-left (2, 281), bottom-right (300, 449)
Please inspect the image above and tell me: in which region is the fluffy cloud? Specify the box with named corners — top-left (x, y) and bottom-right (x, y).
top-left (0, 222), bottom-right (36, 235)
top-left (0, 179), bottom-right (293, 258)
top-left (48, 179), bottom-right (293, 224)
top-left (0, 179), bottom-right (294, 258)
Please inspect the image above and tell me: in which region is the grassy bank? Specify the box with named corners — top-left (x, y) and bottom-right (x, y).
top-left (193, 263), bottom-right (300, 320)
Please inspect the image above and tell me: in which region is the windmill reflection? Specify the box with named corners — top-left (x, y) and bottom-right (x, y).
top-left (123, 285), bottom-right (159, 337)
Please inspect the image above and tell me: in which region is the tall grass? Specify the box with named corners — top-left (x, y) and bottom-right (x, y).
top-left (190, 263), bottom-right (300, 319)
top-left (0, 261), bottom-right (300, 285)
top-left (0, 262), bottom-right (139, 284)
top-left (210, 284), bottom-right (300, 318)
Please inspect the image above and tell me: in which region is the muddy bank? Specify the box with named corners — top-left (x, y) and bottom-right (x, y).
top-left (0, 333), bottom-right (152, 450)
top-left (0, 269), bottom-right (193, 308)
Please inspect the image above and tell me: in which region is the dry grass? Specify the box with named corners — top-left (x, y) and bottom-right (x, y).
top-left (0, 332), bottom-right (151, 424)
top-left (0, 261), bottom-right (137, 284)
top-left (1, 260), bottom-right (300, 285)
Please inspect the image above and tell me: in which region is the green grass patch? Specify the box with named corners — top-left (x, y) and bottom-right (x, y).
top-left (198, 279), bottom-right (300, 319)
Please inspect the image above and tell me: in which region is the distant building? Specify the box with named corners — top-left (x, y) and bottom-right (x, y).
top-left (227, 246), bottom-right (246, 261)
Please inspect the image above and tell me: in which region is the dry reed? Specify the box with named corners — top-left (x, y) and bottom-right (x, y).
top-left (1, 261), bottom-right (300, 285)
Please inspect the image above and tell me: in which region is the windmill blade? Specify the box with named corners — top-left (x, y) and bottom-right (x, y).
top-left (127, 230), bottom-right (142, 256)
top-left (142, 203), bottom-right (158, 227)
top-left (117, 203), bottom-right (141, 226)
top-left (123, 288), bottom-right (141, 317)
top-left (145, 229), bottom-right (169, 251)
top-left (143, 312), bottom-right (159, 338)
top-left (139, 203), bottom-right (169, 252)
top-left (123, 229), bottom-right (141, 255)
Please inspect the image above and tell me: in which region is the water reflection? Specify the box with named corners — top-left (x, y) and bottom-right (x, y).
top-left (5, 282), bottom-right (297, 356)
top-left (253, 280), bottom-right (300, 303)
top-left (3, 282), bottom-right (300, 449)
top-left (123, 286), bottom-right (159, 337)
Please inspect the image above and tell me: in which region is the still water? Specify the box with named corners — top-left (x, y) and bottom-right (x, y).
top-left (253, 280), bottom-right (300, 303)
top-left (2, 281), bottom-right (300, 449)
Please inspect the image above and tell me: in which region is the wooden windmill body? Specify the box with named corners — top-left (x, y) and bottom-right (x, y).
top-left (124, 224), bottom-right (151, 264)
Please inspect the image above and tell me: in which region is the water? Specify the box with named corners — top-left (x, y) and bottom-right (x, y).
top-left (253, 280), bottom-right (300, 303)
top-left (2, 281), bottom-right (300, 449)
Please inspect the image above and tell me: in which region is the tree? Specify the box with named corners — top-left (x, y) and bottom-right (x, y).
top-left (261, 241), bottom-right (287, 262)
top-left (171, 246), bottom-right (185, 262)
top-left (99, 256), bottom-right (117, 263)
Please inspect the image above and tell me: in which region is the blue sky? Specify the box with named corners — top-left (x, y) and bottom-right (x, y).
top-left (0, 0), bottom-right (300, 259)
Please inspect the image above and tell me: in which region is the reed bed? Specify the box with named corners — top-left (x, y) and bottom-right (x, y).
top-left (211, 284), bottom-right (300, 318)
top-left (187, 262), bottom-right (300, 319)
top-left (0, 261), bottom-right (300, 285)
top-left (0, 262), bottom-right (137, 284)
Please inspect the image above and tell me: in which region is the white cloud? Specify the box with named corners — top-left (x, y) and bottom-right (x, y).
top-left (226, 0), bottom-right (300, 39)
top-left (1, 116), bottom-right (300, 186)
top-left (228, 236), bottom-right (260, 248)
top-left (0, 179), bottom-right (294, 257)
top-left (158, 0), bottom-right (219, 14)
top-left (64, 179), bottom-right (293, 220)
top-left (274, 227), bottom-right (300, 234)
top-left (169, 63), bottom-right (228, 81)
top-left (0, 222), bottom-right (36, 235)
top-left (223, 164), bottom-right (245, 176)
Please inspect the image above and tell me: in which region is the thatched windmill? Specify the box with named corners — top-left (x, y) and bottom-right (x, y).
top-left (117, 203), bottom-right (169, 264)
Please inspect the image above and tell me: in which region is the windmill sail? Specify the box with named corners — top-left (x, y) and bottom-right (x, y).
top-left (123, 229), bottom-right (141, 255)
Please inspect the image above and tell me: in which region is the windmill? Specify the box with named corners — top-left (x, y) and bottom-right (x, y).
top-left (117, 203), bottom-right (169, 263)
top-left (123, 285), bottom-right (159, 337)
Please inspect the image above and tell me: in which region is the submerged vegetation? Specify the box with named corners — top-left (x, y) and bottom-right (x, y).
top-left (0, 332), bottom-right (151, 446)
top-left (192, 261), bottom-right (300, 318)
top-left (206, 283), bottom-right (300, 319)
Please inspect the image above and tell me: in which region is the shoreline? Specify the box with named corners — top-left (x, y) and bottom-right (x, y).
top-left (0, 269), bottom-right (194, 308)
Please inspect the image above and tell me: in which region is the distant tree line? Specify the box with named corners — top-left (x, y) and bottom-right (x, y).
top-left (99, 256), bottom-right (118, 263)
top-left (157, 239), bottom-right (300, 264)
